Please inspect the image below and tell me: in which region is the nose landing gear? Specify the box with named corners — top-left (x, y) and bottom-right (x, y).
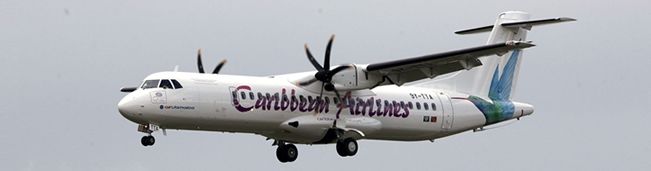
top-left (137, 124), bottom-right (160, 147)
top-left (141, 135), bottom-right (155, 146)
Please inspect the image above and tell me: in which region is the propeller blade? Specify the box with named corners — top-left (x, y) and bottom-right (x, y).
top-left (314, 82), bottom-right (326, 114)
top-left (298, 77), bottom-right (319, 86)
top-left (333, 88), bottom-right (343, 119)
top-left (319, 82), bottom-right (325, 98)
top-left (212, 59), bottom-right (227, 74)
top-left (304, 44), bottom-right (324, 71)
top-left (323, 35), bottom-right (335, 71)
top-left (197, 49), bottom-right (205, 73)
top-left (120, 87), bottom-right (137, 93)
top-left (329, 65), bottom-right (352, 75)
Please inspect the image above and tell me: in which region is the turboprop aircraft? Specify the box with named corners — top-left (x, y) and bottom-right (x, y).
top-left (118, 11), bottom-right (574, 163)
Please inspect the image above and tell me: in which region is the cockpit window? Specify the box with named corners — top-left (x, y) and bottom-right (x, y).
top-left (159, 79), bottom-right (173, 89)
top-left (171, 79), bottom-right (183, 89)
top-left (141, 80), bottom-right (160, 89)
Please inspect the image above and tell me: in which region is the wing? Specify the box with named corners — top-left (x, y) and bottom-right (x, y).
top-left (365, 41), bottom-right (535, 85)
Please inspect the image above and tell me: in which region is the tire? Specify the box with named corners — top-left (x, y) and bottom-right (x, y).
top-left (276, 145), bottom-right (288, 163)
top-left (141, 136), bottom-right (155, 146)
top-left (337, 138), bottom-right (358, 157)
top-left (336, 141), bottom-right (348, 157)
top-left (276, 144), bottom-right (298, 163)
top-left (285, 144), bottom-right (298, 162)
top-left (141, 136), bottom-right (149, 146)
top-left (147, 136), bottom-right (155, 146)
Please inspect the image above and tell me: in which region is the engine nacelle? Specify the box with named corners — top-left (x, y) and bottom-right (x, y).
top-left (330, 64), bottom-right (385, 91)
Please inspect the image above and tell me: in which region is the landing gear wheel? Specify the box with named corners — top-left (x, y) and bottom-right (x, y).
top-left (141, 135), bottom-right (155, 146)
top-left (336, 138), bottom-right (358, 157)
top-left (276, 144), bottom-right (298, 163)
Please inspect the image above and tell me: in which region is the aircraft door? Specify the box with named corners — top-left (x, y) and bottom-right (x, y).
top-left (437, 92), bottom-right (454, 130)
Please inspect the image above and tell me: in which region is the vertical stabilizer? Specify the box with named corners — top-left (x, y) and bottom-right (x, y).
top-left (431, 11), bottom-right (574, 100)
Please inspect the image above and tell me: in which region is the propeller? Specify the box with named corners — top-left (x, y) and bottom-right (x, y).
top-left (120, 87), bottom-right (137, 92)
top-left (197, 49), bottom-right (227, 74)
top-left (298, 35), bottom-right (352, 118)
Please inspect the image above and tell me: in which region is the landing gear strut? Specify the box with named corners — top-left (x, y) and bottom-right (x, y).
top-left (141, 135), bottom-right (155, 146)
top-left (138, 124), bottom-right (158, 146)
top-left (336, 138), bottom-right (358, 157)
top-left (276, 143), bottom-right (298, 163)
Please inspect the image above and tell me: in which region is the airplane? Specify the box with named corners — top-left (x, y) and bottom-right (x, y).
top-left (117, 11), bottom-right (574, 163)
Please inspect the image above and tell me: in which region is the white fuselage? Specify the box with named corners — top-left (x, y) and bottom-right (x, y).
top-left (118, 71), bottom-right (533, 144)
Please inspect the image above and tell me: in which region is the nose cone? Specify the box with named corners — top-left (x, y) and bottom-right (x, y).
top-left (118, 95), bottom-right (138, 117)
top-left (513, 102), bottom-right (534, 117)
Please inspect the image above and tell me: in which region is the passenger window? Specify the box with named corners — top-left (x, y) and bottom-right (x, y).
top-left (424, 103), bottom-right (429, 110)
top-left (231, 91), bottom-right (237, 99)
top-left (171, 79), bottom-right (183, 89)
top-left (333, 97), bottom-right (339, 104)
top-left (299, 95), bottom-right (305, 102)
top-left (249, 92), bottom-right (255, 99)
top-left (416, 102), bottom-right (421, 110)
top-left (384, 100), bottom-right (389, 106)
top-left (258, 92), bottom-right (263, 99)
top-left (408, 102), bottom-right (413, 109)
top-left (376, 99), bottom-right (382, 106)
top-left (308, 96), bottom-right (313, 102)
top-left (159, 79), bottom-right (173, 89)
top-left (431, 103), bottom-right (437, 111)
top-left (241, 92), bottom-right (246, 99)
top-left (266, 93), bottom-right (271, 99)
top-left (141, 80), bottom-right (160, 89)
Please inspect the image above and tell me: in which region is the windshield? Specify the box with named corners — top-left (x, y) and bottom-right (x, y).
top-left (159, 79), bottom-right (173, 89)
top-left (141, 80), bottom-right (160, 89)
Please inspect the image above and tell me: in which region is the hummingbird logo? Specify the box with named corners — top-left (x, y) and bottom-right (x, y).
top-left (462, 50), bottom-right (520, 125)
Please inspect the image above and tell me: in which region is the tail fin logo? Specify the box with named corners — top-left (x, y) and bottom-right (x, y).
top-left (461, 50), bottom-right (520, 125)
top-left (489, 49), bottom-right (521, 101)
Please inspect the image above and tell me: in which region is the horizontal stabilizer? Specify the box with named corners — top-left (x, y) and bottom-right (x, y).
top-left (501, 17), bottom-right (576, 29)
top-left (455, 17), bottom-right (576, 35)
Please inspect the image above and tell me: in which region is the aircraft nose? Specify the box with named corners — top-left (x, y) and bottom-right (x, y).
top-left (118, 95), bottom-right (138, 117)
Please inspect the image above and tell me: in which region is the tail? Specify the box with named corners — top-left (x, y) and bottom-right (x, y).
top-left (433, 11), bottom-right (574, 100)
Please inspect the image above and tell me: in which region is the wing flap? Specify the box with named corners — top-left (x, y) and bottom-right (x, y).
top-left (364, 41), bottom-right (534, 85)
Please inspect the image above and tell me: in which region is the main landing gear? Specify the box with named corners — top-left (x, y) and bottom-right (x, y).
top-left (276, 143), bottom-right (298, 163)
top-left (273, 138), bottom-right (359, 163)
top-left (336, 138), bottom-right (358, 157)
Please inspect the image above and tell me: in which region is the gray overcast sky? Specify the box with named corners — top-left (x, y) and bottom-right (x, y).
top-left (1, 0), bottom-right (650, 170)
